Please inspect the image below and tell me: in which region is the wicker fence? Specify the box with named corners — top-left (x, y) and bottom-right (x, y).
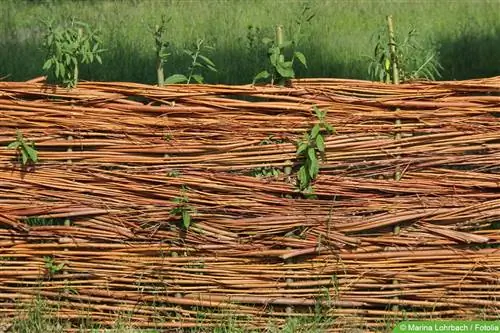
top-left (0, 77), bottom-right (499, 330)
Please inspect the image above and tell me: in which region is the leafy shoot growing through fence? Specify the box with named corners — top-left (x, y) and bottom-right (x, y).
top-left (253, 5), bottom-right (314, 85)
top-left (7, 130), bottom-right (38, 166)
top-left (296, 106), bottom-right (334, 195)
top-left (368, 26), bottom-right (442, 83)
top-left (42, 18), bottom-right (104, 88)
top-left (150, 15), bottom-right (172, 86)
top-left (170, 188), bottom-right (196, 230)
top-left (165, 39), bottom-right (217, 84)
top-left (44, 256), bottom-right (64, 278)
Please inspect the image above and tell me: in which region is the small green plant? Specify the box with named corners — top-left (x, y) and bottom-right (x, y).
top-left (368, 22), bottom-right (442, 83)
top-left (170, 187), bottom-right (196, 230)
top-left (10, 297), bottom-right (65, 333)
top-left (295, 106), bottom-right (334, 195)
top-left (42, 18), bottom-right (104, 88)
top-left (44, 256), bottom-right (65, 277)
top-left (253, 5), bottom-right (314, 85)
top-left (167, 170), bottom-right (180, 177)
top-left (150, 15), bottom-right (172, 86)
top-left (165, 39), bottom-right (217, 84)
top-left (23, 217), bottom-right (63, 227)
top-left (7, 130), bottom-right (38, 166)
top-left (162, 132), bottom-right (173, 141)
top-left (258, 135), bottom-right (287, 145)
top-left (250, 165), bottom-right (281, 178)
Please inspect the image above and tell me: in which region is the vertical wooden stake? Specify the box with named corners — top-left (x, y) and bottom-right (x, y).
top-left (274, 25), bottom-right (284, 86)
top-left (285, 246), bottom-right (293, 314)
top-left (63, 134), bottom-right (73, 293)
top-left (387, 15), bottom-right (401, 313)
top-left (275, 25), bottom-right (284, 46)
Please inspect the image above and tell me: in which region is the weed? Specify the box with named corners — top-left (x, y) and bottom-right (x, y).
top-left (253, 4), bottom-right (314, 85)
top-left (44, 256), bottom-right (65, 278)
top-left (250, 166), bottom-right (281, 178)
top-left (11, 296), bottom-right (65, 333)
top-left (295, 106), bottom-right (334, 195)
top-left (7, 130), bottom-right (38, 167)
top-left (258, 135), bottom-right (287, 145)
top-left (368, 20), bottom-right (442, 83)
top-left (22, 217), bottom-right (64, 227)
top-left (162, 132), bottom-right (173, 141)
top-left (150, 15), bottom-right (172, 86)
top-left (165, 39), bottom-right (217, 84)
top-left (167, 170), bottom-right (180, 177)
top-left (42, 18), bottom-right (104, 88)
top-left (170, 187), bottom-right (196, 230)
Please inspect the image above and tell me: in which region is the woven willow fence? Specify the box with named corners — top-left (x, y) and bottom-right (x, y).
top-left (0, 77), bottom-right (499, 331)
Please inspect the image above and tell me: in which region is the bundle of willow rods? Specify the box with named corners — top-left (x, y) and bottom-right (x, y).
top-left (0, 76), bottom-right (499, 330)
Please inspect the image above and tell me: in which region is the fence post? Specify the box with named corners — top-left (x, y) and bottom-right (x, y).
top-left (387, 15), bottom-right (401, 314)
top-left (285, 246), bottom-right (293, 314)
top-left (274, 25), bottom-right (284, 86)
top-left (63, 135), bottom-right (73, 292)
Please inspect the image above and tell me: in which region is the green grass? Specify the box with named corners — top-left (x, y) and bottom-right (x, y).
top-left (5, 297), bottom-right (343, 333)
top-left (6, 295), bottom-right (498, 333)
top-left (1, 0), bottom-right (499, 84)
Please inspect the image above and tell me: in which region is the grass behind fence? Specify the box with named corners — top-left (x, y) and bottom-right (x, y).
top-left (1, 0), bottom-right (499, 84)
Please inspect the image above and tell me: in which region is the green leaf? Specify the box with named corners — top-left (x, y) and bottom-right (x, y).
top-left (21, 150), bottom-right (28, 165)
top-left (165, 74), bottom-right (188, 84)
top-left (307, 147), bottom-right (317, 163)
top-left (42, 59), bottom-right (52, 70)
top-left (384, 57), bottom-right (391, 71)
top-left (313, 106), bottom-right (322, 119)
top-left (191, 74), bottom-right (204, 83)
top-left (262, 37), bottom-right (273, 45)
top-left (23, 144), bottom-right (38, 162)
top-left (310, 124), bottom-right (320, 139)
top-left (294, 51), bottom-right (307, 68)
top-left (54, 61), bottom-right (60, 78)
top-left (275, 63), bottom-right (294, 79)
top-left (279, 40), bottom-right (293, 49)
top-left (253, 70), bottom-right (270, 83)
top-left (59, 63), bottom-right (66, 78)
top-left (324, 123), bottom-right (335, 134)
top-left (269, 47), bottom-right (280, 66)
top-left (315, 134), bottom-right (325, 152)
top-left (7, 141), bottom-right (20, 149)
top-left (309, 158), bottom-right (319, 179)
top-left (297, 165), bottom-right (308, 189)
top-left (296, 141), bottom-right (308, 155)
top-left (198, 54), bottom-right (216, 68)
top-left (182, 210), bottom-right (191, 229)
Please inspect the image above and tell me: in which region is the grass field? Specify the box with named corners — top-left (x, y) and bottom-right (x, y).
top-left (1, 0), bottom-right (499, 84)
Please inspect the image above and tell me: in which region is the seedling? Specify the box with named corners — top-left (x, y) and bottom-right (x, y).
top-left (7, 130), bottom-right (38, 166)
top-left (150, 15), bottom-right (179, 86)
top-left (368, 21), bottom-right (442, 83)
top-left (165, 39), bottom-right (217, 84)
top-left (295, 106), bottom-right (334, 195)
top-left (44, 256), bottom-right (64, 277)
top-left (250, 166), bottom-right (281, 178)
top-left (167, 170), bottom-right (180, 177)
top-left (170, 188), bottom-right (196, 230)
top-left (42, 18), bottom-right (104, 88)
top-left (253, 5), bottom-right (314, 85)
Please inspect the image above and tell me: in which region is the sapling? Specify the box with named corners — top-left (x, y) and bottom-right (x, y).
top-left (42, 18), bottom-right (104, 88)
